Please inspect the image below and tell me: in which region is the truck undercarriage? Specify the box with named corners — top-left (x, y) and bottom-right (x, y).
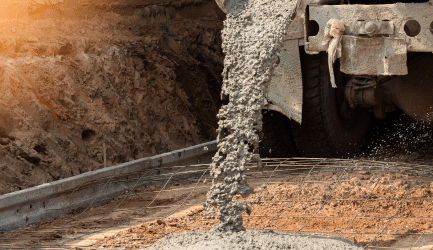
top-left (256, 0), bottom-right (433, 157)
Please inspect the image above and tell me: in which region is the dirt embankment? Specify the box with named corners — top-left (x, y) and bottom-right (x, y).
top-left (0, 1), bottom-right (225, 194)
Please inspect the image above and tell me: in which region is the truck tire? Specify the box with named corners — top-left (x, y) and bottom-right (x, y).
top-left (290, 50), bottom-right (371, 158)
top-left (259, 110), bottom-right (299, 158)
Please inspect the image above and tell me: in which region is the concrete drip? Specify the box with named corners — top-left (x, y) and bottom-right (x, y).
top-left (203, 0), bottom-right (297, 232)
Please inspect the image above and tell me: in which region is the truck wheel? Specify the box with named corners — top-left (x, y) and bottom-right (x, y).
top-left (259, 110), bottom-right (299, 158)
top-left (290, 50), bottom-right (371, 158)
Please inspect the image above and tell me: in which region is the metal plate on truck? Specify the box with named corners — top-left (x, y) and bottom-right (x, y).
top-left (340, 36), bottom-right (407, 76)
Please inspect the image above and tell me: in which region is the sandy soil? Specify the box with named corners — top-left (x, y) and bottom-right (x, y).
top-left (2, 177), bottom-right (213, 248)
top-left (3, 161), bottom-right (433, 249)
top-left (91, 169), bottom-right (433, 249)
top-left (0, 1), bottom-right (225, 195)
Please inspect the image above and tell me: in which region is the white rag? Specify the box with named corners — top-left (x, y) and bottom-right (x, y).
top-left (322, 19), bottom-right (345, 88)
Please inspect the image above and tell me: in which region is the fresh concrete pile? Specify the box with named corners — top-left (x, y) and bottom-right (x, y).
top-left (203, 0), bottom-right (297, 232)
top-left (147, 230), bottom-right (364, 250)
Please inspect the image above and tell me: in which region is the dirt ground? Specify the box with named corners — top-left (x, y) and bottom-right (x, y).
top-left (6, 163), bottom-right (433, 249)
top-left (3, 176), bottom-right (214, 248)
top-left (90, 169), bottom-right (433, 249)
top-left (0, 0), bottom-right (225, 195)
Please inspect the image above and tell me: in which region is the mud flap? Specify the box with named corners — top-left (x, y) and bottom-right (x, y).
top-left (266, 39), bottom-right (303, 124)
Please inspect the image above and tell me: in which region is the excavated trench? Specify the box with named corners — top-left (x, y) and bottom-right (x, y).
top-left (0, 0), bottom-right (225, 195)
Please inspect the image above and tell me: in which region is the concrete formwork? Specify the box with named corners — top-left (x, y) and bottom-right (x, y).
top-left (0, 140), bottom-right (217, 232)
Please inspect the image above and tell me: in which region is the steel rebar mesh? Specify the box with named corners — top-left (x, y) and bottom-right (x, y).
top-left (1, 158), bottom-right (433, 249)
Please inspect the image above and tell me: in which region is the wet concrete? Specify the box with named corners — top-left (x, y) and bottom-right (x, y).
top-left (147, 230), bottom-right (364, 250)
top-left (204, 0), bottom-right (297, 232)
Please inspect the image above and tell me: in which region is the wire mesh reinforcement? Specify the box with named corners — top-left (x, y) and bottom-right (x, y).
top-left (2, 158), bottom-right (433, 249)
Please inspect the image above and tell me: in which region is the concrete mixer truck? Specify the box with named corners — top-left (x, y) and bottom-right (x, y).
top-left (217, 0), bottom-right (433, 158)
